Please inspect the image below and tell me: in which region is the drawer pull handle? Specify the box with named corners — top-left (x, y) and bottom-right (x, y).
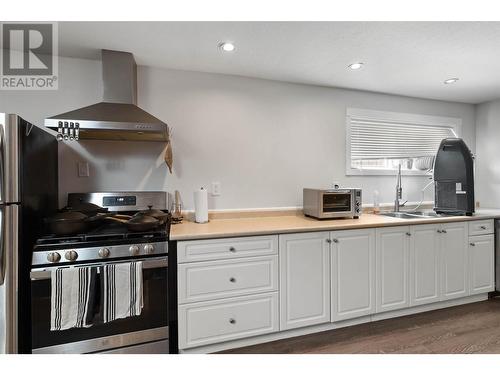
top-left (229, 277), bottom-right (236, 283)
top-left (437, 230), bottom-right (442, 233)
top-left (470, 242), bottom-right (476, 247)
top-left (480, 226), bottom-right (487, 230)
top-left (332, 239), bottom-right (339, 243)
top-left (229, 318), bottom-right (236, 324)
top-left (406, 232), bottom-right (411, 236)
top-left (229, 247), bottom-right (236, 253)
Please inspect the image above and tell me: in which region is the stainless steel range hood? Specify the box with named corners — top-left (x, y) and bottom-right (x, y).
top-left (45, 50), bottom-right (169, 142)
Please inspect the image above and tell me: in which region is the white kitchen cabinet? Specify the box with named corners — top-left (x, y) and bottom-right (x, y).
top-left (279, 232), bottom-right (331, 330)
top-left (375, 226), bottom-right (410, 313)
top-left (177, 217), bottom-right (497, 352)
top-left (469, 234), bottom-right (495, 295)
top-left (410, 224), bottom-right (441, 306)
top-left (440, 222), bottom-right (469, 300)
top-left (331, 228), bottom-right (376, 321)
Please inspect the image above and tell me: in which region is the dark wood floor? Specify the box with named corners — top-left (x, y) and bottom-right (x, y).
top-left (221, 298), bottom-right (500, 354)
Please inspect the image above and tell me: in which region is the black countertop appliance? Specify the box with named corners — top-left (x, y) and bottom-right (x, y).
top-left (434, 138), bottom-right (474, 216)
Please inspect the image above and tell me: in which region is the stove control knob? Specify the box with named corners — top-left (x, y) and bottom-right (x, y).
top-left (129, 245), bottom-right (140, 255)
top-left (144, 244), bottom-right (155, 254)
top-left (99, 248), bottom-right (110, 258)
top-left (64, 250), bottom-right (78, 262)
top-left (47, 252), bottom-right (61, 263)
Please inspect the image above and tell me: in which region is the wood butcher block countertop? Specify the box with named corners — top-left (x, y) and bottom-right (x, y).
top-left (170, 209), bottom-right (500, 241)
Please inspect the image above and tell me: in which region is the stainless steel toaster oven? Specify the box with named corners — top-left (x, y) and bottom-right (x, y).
top-left (303, 188), bottom-right (362, 219)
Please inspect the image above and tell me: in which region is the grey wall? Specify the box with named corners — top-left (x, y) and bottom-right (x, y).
top-left (475, 100), bottom-right (500, 208)
top-left (0, 56), bottom-right (476, 210)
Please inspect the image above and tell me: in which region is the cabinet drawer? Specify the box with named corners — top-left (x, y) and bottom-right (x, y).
top-left (178, 255), bottom-right (278, 304)
top-left (177, 235), bottom-right (278, 263)
top-left (178, 292), bottom-right (279, 349)
top-left (468, 220), bottom-right (494, 236)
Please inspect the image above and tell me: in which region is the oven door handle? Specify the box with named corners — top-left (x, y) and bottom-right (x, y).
top-left (30, 257), bottom-right (168, 281)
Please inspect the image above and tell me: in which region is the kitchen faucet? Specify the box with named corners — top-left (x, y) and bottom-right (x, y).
top-left (394, 164), bottom-right (406, 212)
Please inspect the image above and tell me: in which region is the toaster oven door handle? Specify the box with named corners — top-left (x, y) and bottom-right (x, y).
top-left (30, 257), bottom-right (168, 281)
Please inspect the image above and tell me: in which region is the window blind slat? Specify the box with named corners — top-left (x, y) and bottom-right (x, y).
top-left (349, 116), bottom-right (456, 161)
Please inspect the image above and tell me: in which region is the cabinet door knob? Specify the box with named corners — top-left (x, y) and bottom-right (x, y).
top-left (326, 239), bottom-right (332, 244)
top-left (437, 230), bottom-right (442, 233)
top-left (332, 239), bottom-right (339, 243)
top-left (229, 318), bottom-right (236, 324)
top-left (470, 242), bottom-right (476, 247)
top-left (229, 246), bottom-right (236, 253)
top-left (229, 277), bottom-right (236, 283)
top-left (441, 229), bottom-right (447, 234)
top-left (406, 232), bottom-right (411, 236)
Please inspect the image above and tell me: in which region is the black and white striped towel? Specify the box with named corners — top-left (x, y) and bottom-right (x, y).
top-left (102, 262), bottom-right (143, 323)
top-left (51, 267), bottom-right (97, 331)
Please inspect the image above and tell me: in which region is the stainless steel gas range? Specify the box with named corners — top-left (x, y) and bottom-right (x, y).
top-left (30, 192), bottom-right (171, 354)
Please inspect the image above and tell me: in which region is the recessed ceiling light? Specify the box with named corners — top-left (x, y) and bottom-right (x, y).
top-left (348, 62), bottom-right (364, 70)
top-left (444, 78), bottom-right (459, 84)
top-left (219, 42), bottom-right (235, 52)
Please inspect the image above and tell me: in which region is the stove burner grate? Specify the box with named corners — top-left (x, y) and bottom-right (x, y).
top-left (36, 228), bottom-right (169, 246)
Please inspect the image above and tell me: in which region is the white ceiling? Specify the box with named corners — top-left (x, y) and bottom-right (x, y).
top-left (58, 22), bottom-right (500, 104)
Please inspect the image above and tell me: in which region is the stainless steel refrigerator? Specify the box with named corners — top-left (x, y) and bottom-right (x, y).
top-left (0, 114), bottom-right (58, 353)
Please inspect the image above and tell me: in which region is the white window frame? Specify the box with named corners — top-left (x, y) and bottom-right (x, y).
top-left (345, 108), bottom-right (462, 176)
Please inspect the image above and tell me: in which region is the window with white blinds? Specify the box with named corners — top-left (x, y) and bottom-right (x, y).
top-left (346, 108), bottom-right (460, 175)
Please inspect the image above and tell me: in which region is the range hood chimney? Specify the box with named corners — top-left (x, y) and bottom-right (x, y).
top-left (45, 50), bottom-right (169, 142)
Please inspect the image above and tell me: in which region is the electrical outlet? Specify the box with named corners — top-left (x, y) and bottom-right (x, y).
top-left (77, 162), bottom-right (89, 177)
top-left (211, 181), bottom-right (221, 196)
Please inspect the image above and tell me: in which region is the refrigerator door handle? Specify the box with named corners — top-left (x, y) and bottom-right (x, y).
top-left (1, 205), bottom-right (18, 352)
top-left (0, 125), bottom-right (4, 205)
top-left (4, 115), bottom-right (20, 204)
top-left (0, 206), bottom-right (4, 285)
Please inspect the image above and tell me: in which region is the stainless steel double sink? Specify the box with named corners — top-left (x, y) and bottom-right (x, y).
top-left (379, 211), bottom-right (447, 219)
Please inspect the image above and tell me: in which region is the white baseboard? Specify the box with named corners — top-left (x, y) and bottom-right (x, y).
top-left (179, 293), bottom-right (489, 354)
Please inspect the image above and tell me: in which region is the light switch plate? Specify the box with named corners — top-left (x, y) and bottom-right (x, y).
top-left (77, 162), bottom-right (89, 177)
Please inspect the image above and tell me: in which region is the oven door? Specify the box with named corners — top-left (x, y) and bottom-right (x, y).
top-left (321, 191), bottom-right (354, 217)
top-left (30, 257), bottom-right (168, 354)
